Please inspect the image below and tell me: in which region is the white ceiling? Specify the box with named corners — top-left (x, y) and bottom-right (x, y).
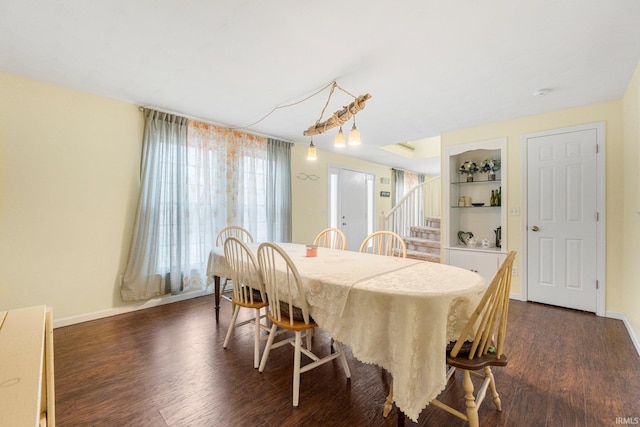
top-left (2, 0), bottom-right (640, 174)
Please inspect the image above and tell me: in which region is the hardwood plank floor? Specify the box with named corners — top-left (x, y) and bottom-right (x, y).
top-left (53, 295), bottom-right (640, 426)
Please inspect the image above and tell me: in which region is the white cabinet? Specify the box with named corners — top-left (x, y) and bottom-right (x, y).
top-left (447, 248), bottom-right (506, 284)
top-left (443, 138), bottom-right (507, 282)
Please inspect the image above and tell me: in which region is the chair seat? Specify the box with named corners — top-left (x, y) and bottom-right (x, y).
top-left (446, 340), bottom-right (475, 355)
top-left (233, 298), bottom-right (269, 310)
top-left (267, 311), bottom-right (316, 332)
top-left (231, 288), bottom-right (269, 308)
top-left (447, 350), bottom-right (509, 371)
top-left (278, 301), bottom-right (316, 323)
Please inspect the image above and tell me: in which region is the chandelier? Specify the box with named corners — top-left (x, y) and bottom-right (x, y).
top-left (304, 82), bottom-right (371, 160)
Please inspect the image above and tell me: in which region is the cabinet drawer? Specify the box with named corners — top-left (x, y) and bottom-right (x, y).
top-left (447, 249), bottom-right (506, 284)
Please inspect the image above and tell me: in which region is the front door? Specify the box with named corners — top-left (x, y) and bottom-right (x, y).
top-left (329, 167), bottom-right (374, 251)
top-left (526, 126), bottom-right (600, 312)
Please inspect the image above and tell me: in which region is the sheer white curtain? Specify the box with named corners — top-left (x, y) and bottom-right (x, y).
top-left (121, 111), bottom-right (292, 301)
top-left (187, 121), bottom-right (268, 242)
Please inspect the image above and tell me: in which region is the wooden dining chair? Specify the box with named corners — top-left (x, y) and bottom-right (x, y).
top-left (257, 242), bottom-right (351, 407)
top-left (216, 225), bottom-right (255, 247)
top-left (216, 226), bottom-right (255, 303)
top-left (359, 230), bottom-right (407, 258)
top-left (428, 251), bottom-right (517, 427)
top-left (222, 237), bottom-right (270, 368)
top-left (313, 227), bottom-right (347, 250)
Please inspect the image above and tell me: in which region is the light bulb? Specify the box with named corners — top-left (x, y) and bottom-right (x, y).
top-left (334, 127), bottom-right (345, 147)
top-left (307, 141), bottom-right (317, 160)
top-left (348, 121), bottom-right (361, 145)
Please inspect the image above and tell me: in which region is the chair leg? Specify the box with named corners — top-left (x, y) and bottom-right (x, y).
top-left (463, 370), bottom-right (479, 427)
top-left (485, 366), bottom-right (502, 411)
top-left (293, 330), bottom-right (302, 407)
top-left (253, 308), bottom-right (261, 369)
top-left (259, 323), bottom-right (278, 372)
top-left (223, 304), bottom-right (240, 349)
top-left (305, 329), bottom-right (312, 350)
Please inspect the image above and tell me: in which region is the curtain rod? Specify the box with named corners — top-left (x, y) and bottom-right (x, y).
top-left (391, 167), bottom-right (427, 174)
top-left (138, 105), bottom-right (293, 144)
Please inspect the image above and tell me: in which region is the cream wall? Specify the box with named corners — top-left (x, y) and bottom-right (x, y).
top-left (290, 144), bottom-right (393, 245)
top-left (0, 72), bottom-right (398, 322)
top-left (441, 99), bottom-right (624, 311)
top-left (622, 62), bottom-right (640, 342)
top-left (2, 68), bottom-right (638, 337)
top-left (0, 73), bottom-right (142, 319)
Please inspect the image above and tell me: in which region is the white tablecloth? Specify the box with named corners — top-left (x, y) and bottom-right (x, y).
top-left (208, 243), bottom-right (486, 422)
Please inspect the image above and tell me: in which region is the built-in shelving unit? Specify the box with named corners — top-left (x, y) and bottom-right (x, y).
top-left (443, 138), bottom-right (507, 283)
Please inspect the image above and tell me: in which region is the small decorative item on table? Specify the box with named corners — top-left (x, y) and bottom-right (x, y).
top-left (480, 158), bottom-right (501, 181)
top-left (459, 161), bottom-right (479, 182)
top-left (306, 245), bottom-right (318, 257)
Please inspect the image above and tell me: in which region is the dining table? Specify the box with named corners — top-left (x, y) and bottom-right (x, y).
top-left (207, 242), bottom-right (486, 422)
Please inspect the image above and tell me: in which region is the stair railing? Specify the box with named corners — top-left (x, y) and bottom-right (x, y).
top-left (384, 176), bottom-right (440, 237)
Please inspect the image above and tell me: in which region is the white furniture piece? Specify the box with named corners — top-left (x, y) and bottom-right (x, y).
top-left (209, 243), bottom-right (486, 422)
top-left (256, 242), bottom-right (351, 407)
top-left (213, 225), bottom-right (255, 318)
top-left (222, 237), bottom-right (270, 369)
top-left (0, 305), bottom-right (55, 426)
top-left (443, 138), bottom-right (508, 283)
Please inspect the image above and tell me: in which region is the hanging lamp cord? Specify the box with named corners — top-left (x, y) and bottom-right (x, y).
top-left (237, 81), bottom-right (356, 130)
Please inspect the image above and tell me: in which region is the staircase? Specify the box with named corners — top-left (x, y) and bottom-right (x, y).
top-left (404, 217), bottom-right (441, 263)
top-left (383, 177), bottom-right (441, 263)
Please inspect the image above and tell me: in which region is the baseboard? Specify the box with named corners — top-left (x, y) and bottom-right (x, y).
top-left (606, 310), bottom-right (640, 358)
top-left (53, 289), bottom-right (213, 329)
top-left (509, 292), bottom-right (524, 301)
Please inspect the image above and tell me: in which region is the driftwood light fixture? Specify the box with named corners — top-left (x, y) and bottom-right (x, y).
top-left (304, 82), bottom-right (371, 160)
top-left (303, 93), bottom-right (371, 136)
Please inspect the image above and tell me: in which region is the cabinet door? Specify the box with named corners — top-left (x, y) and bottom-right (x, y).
top-left (448, 250), bottom-right (506, 284)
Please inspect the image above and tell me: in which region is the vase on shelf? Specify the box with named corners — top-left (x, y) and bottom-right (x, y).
top-left (488, 172), bottom-right (496, 181)
top-left (459, 161), bottom-right (479, 183)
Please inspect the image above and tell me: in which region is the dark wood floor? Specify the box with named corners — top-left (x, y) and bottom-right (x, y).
top-left (53, 294), bottom-right (640, 426)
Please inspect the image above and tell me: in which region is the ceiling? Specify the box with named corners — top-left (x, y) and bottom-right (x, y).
top-left (2, 1), bottom-right (640, 174)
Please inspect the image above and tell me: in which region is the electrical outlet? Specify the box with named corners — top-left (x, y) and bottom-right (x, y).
top-left (512, 267), bottom-right (518, 276)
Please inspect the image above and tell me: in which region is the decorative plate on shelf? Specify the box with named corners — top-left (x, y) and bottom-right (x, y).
top-left (471, 203), bottom-right (485, 207)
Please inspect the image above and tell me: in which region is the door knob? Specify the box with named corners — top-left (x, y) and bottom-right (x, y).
top-left (531, 226), bottom-right (540, 232)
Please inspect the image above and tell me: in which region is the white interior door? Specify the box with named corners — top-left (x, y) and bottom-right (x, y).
top-left (526, 128), bottom-right (599, 312)
top-left (328, 167), bottom-right (374, 251)
top-left (340, 169), bottom-right (369, 251)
